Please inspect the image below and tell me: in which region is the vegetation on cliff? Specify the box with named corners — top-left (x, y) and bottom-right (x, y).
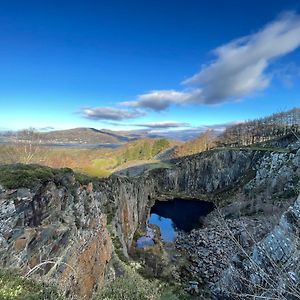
top-left (0, 164), bottom-right (73, 189)
top-left (0, 269), bottom-right (63, 300)
top-left (218, 107), bottom-right (300, 147)
top-left (171, 108), bottom-right (300, 158)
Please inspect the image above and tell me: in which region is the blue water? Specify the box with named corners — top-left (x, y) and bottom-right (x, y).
top-left (136, 236), bottom-right (155, 248)
top-left (149, 198), bottom-right (214, 242)
top-left (136, 226), bottom-right (155, 249)
top-left (149, 214), bottom-right (177, 242)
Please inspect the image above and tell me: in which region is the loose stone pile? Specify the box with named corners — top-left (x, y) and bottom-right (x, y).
top-left (176, 215), bottom-right (273, 289)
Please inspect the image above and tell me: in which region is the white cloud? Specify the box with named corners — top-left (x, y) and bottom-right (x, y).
top-left (79, 106), bottom-right (144, 121)
top-left (123, 11), bottom-right (300, 110)
top-left (134, 120), bottom-right (190, 129)
top-left (121, 90), bottom-right (194, 111)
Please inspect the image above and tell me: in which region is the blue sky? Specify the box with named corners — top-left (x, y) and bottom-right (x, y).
top-left (1, 0), bottom-right (300, 131)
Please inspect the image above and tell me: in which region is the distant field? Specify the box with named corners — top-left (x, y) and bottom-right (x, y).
top-left (0, 138), bottom-right (177, 177)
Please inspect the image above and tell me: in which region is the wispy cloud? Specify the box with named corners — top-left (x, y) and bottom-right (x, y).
top-left (121, 90), bottom-right (197, 111)
top-left (122, 11), bottom-right (300, 111)
top-left (134, 120), bottom-right (190, 129)
top-left (38, 126), bottom-right (56, 132)
top-left (79, 107), bottom-right (145, 121)
top-left (77, 12), bottom-right (300, 121)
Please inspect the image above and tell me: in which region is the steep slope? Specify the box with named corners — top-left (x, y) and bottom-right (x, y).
top-left (172, 130), bottom-right (217, 158)
top-left (0, 138), bottom-right (299, 299)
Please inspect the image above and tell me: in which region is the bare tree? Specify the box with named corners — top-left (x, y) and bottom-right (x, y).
top-left (219, 108), bottom-right (300, 147)
top-left (0, 128), bottom-right (42, 164)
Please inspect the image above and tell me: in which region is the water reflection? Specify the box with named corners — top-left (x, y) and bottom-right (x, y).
top-left (149, 213), bottom-right (177, 242)
top-left (149, 198), bottom-right (214, 242)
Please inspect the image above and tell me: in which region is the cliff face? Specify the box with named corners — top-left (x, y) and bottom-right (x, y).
top-left (172, 146), bottom-right (299, 298)
top-left (158, 149), bottom-right (256, 196)
top-left (95, 175), bottom-right (159, 252)
top-left (0, 171), bottom-right (165, 299)
top-left (213, 193), bottom-right (300, 300)
top-left (0, 177), bottom-right (112, 299)
top-left (211, 148), bottom-right (300, 299)
top-left (0, 149), bottom-right (256, 298)
top-left (0, 146), bottom-right (299, 299)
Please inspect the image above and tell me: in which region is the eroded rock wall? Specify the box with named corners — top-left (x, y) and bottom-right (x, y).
top-left (157, 149), bottom-right (257, 196)
top-left (0, 177), bottom-right (113, 299)
top-left (1, 147), bottom-right (298, 298)
top-left (213, 193), bottom-right (300, 300)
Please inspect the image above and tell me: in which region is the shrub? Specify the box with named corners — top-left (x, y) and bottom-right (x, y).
top-left (93, 267), bottom-right (161, 300)
top-left (74, 171), bottom-right (99, 185)
top-left (0, 164), bottom-right (73, 189)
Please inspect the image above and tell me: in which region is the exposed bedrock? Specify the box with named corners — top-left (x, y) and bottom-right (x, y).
top-left (158, 149), bottom-right (257, 196)
top-left (175, 147), bottom-right (300, 298)
top-left (213, 194), bottom-right (300, 300)
top-left (0, 146), bottom-right (299, 298)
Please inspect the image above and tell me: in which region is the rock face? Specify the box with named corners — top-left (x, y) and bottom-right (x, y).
top-left (213, 194), bottom-right (300, 300)
top-left (245, 149), bottom-right (300, 201)
top-left (0, 177), bottom-right (113, 299)
top-left (159, 149), bottom-right (256, 196)
top-left (171, 147), bottom-right (300, 298)
top-left (0, 146), bottom-right (299, 298)
top-left (176, 216), bottom-right (271, 287)
top-left (0, 173), bottom-right (160, 299)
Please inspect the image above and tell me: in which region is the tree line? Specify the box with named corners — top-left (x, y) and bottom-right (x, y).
top-left (218, 108), bottom-right (300, 147)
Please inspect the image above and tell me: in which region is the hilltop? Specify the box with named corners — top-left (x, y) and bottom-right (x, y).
top-left (2, 127), bottom-right (144, 145)
top-left (0, 127), bottom-right (210, 146)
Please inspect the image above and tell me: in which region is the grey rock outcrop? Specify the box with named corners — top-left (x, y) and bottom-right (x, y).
top-left (0, 146), bottom-right (299, 298)
top-left (0, 177), bottom-right (113, 299)
top-left (161, 150), bottom-right (256, 195)
top-left (213, 193), bottom-right (300, 299)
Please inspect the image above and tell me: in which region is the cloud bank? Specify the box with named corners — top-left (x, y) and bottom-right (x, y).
top-left (78, 12), bottom-right (300, 122)
top-left (121, 90), bottom-right (197, 111)
top-left (80, 107), bottom-right (144, 121)
top-left (123, 11), bottom-right (300, 110)
top-left (134, 120), bottom-right (190, 129)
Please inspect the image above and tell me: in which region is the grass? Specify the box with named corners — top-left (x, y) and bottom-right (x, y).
top-left (0, 164), bottom-right (73, 189)
top-left (92, 259), bottom-right (161, 300)
top-left (83, 157), bottom-right (118, 177)
top-left (0, 269), bottom-right (63, 300)
top-left (0, 138), bottom-right (174, 178)
top-left (92, 258), bottom-right (192, 300)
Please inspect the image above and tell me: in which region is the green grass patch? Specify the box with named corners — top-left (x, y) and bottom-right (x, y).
top-left (0, 269), bottom-right (63, 300)
top-left (92, 264), bottom-right (161, 300)
top-left (0, 164), bottom-right (73, 189)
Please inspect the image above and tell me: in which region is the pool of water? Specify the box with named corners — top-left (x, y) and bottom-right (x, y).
top-left (149, 198), bottom-right (214, 243)
top-left (136, 227), bottom-right (155, 249)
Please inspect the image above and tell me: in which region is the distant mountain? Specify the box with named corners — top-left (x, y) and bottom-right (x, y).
top-left (0, 127), bottom-right (214, 145)
top-left (147, 128), bottom-right (209, 141)
top-left (0, 128), bottom-right (147, 145)
top-left (40, 128), bottom-right (136, 144)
